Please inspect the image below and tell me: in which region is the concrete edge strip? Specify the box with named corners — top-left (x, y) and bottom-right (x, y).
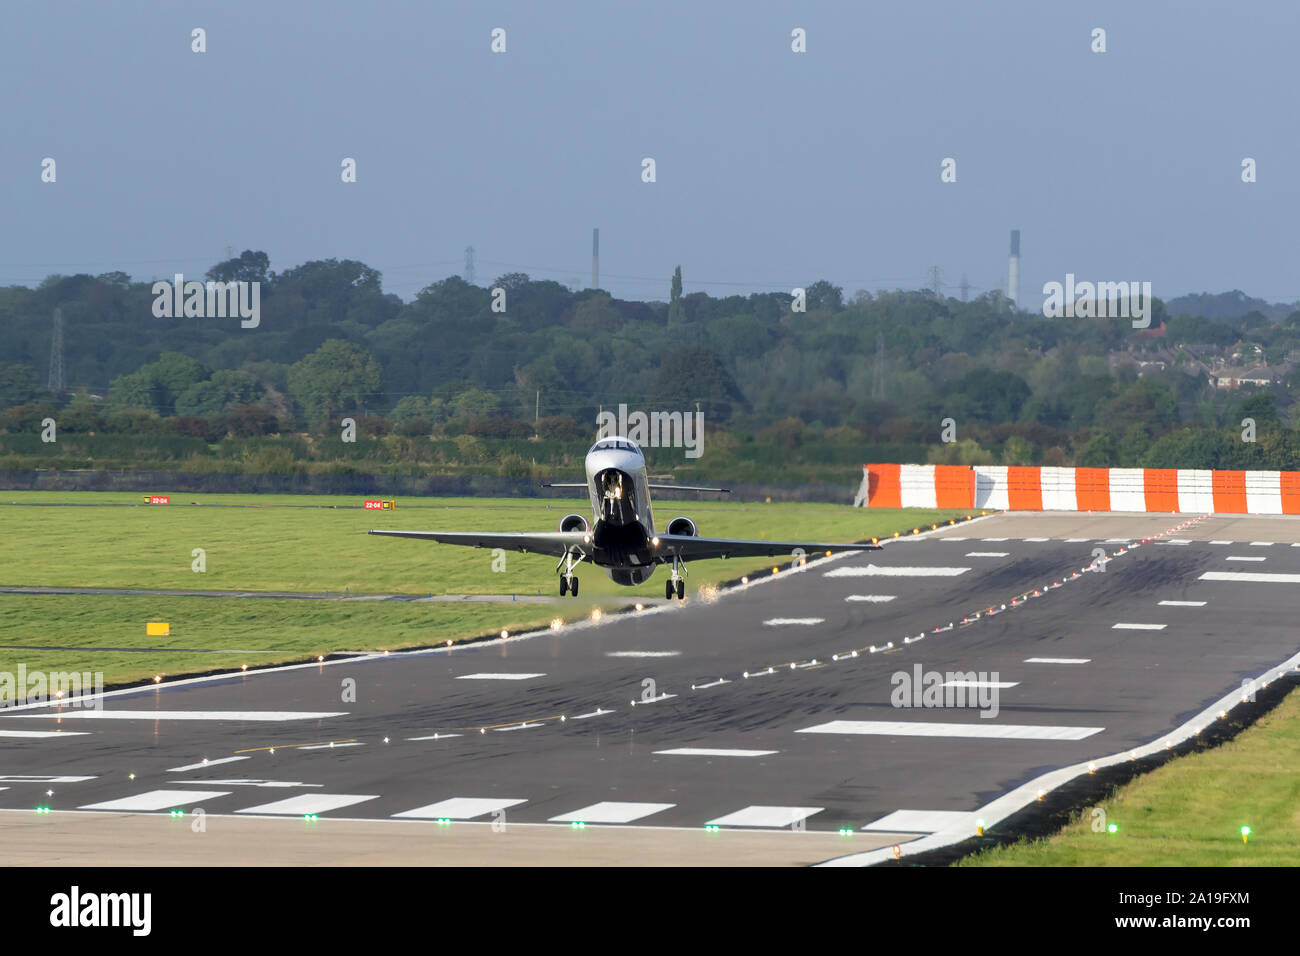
top-left (3, 512), bottom-right (999, 714)
top-left (814, 648), bottom-right (1300, 867)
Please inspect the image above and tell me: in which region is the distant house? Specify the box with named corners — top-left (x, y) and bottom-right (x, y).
top-left (1209, 366), bottom-right (1288, 389)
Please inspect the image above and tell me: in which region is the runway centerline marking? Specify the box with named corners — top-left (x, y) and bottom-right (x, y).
top-left (941, 680), bottom-right (1019, 689)
top-left (455, 673), bottom-right (546, 681)
top-left (706, 806), bottom-right (823, 828)
top-left (1199, 571), bottom-right (1300, 583)
top-left (763, 618), bottom-right (824, 626)
top-left (6, 710), bottom-right (348, 721)
top-left (297, 741), bottom-right (364, 750)
top-left (237, 793), bottom-right (379, 815)
top-left (0, 729), bottom-right (90, 738)
top-left (1024, 657), bottom-right (1090, 664)
top-left (845, 595), bottom-right (896, 602)
top-left (796, 720), bottom-right (1104, 740)
top-left (1158, 600), bottom-right (1206, 607)
top-left (1113, 623), bottom-right (1166, 630)
top-left (393, 797), bottom-right (526, 820)
top-left (0, 774), bottom-right (96, 783)
top-left (825, 565), bottom-right (969, 578)
top-left (1226, 556), bottom-right (1267, 562)
top-left (548, 802), bottom-right (675, 824)
top-left (605, 651), bottom-right (680, 657)
top-left (171, 779), bottom-right (323, 788)
top-left (80, 789), bottom-right (232, 811)
top-left (653, 748), bottom-right (778, 757)
top-left (965, 551), bottom-right (1009, 558)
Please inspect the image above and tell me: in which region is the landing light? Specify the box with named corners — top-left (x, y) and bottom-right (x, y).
top-left (500, 629), bottom-right (509, 639)
top-left (153, 675), bottom-right (161, 683)
top-left (651, 537), bottom-right (660, 547)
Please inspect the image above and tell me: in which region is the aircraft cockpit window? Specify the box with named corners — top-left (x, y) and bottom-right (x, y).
top-left (589, 439), bottom-right (642, 454)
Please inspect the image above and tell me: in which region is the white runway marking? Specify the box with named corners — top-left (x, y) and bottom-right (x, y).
top-left (1022, 537), bottom-right (1050, 542)
top-left (1226, 556), bottom-right (1266, 562)
top-left (80, 789), bottom-right (231, 811)
top-left (1158, 600), bottom-right (1206, 607)
top-left (0, 729), bottom-right (89, 738)
top-left (167, 756), bottom-right (249, 773)
top-left (605, 651), bottom-right (681, 657)
top-left (455, 673), bottom-right (545, 681)
top-left (706, 805), bottom-right (823, 828)
top-left (0, 774), bottom-right (96, 783)
top-left (7, 710), bottom-right (347, 721)
top-left (172, 779), bottom-right (323, 788)
top-left (940, 537), bottom-right (969, 541)
top-left (237, 793), bottom-right (379, 815)
top-left (862, 809), bottom-right (975, 833)
top-left (980, 537), bottom-right (1009, 542)
top-left (965, 551), bottom-right (1009, 558)
top-left (1024, 657), bottom-right (1090, 664)
top-left (1200, 571), bottom-right (1300, 583)
top-left (941, 679), bottom-right (1019, 689)
top-left (1113, 623), bottom-right (1166, 630)
top-left (1103, 538), bottom-right (1132, 543)
top-left (393, 797), bottom-right (527, 820)
top-left (1209, 540), bottom-right (1232, 545)
top-left (653, 748), bottom-right (778, 757)
top-left (297, 742), bottom-right (364, 750)
top-left (571, 708), bottom-right (614, 720)
top-left (1161, 540), bottom-right (1191, 546)
top-left (825, 565), bottom-right (969, 578)
top-left (763, 618), bottom-right (824, 626)
top-left (845, 595), bottom-right (896, 602)
top-left (1249, 541), bottom-right (1274, 546)
top-left (1065, 538), bottom-right (1090, 542)
top-left (549, 802), bottom-right (675, 824)
top-left (796, 720), bottom-right (1103, 740)
top-left (407, 733), bottom-right (462, 741)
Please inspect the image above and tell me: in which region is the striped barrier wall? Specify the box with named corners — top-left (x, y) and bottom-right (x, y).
top-left (853, 464), bottom-right (1300, 514)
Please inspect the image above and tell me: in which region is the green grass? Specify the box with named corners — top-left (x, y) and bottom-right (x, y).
top-left (959, 687), bottom-right (1300, 866)
top-left (0, 490), bottom-right (972, 686)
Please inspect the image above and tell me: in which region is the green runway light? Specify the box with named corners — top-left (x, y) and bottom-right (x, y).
top-left (436, 818), bottom-right (451, 826)
top-left (36, 806), bottom-right (50, 814)
top-left (570, 821), bottom-right (586, 829)
top-left (303, 813), bottom-right (318, 821)
top-left (1107, 823), bottom-right (1118, 833)
top-left (838, 828), bottom-right (854, 836)
top-left (705, 825), bottom-right (720, 832)
top-left (169, 809), bottom-right (183, 817)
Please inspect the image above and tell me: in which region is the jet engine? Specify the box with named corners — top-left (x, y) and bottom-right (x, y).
top-left (665, 516), bottom-right (698, 537)
top-left (558, 513), bottom-right (590, 533)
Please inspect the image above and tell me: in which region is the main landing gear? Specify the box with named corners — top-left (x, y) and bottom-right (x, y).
top-left (556, 548), bottom-right (585, 597)
top-left (665, 552), bottom-right (686, 600)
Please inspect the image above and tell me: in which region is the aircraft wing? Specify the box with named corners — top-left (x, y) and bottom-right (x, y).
top-left (368, 530), bottom-right (588, 557)
top-left (655, 534), bottom-right (881, 562)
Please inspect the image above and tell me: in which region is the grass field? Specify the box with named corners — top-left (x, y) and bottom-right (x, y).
top-left (959, 686), bottom-right (1300, 866)
top-left (0, 490), bottom-right (972, 686)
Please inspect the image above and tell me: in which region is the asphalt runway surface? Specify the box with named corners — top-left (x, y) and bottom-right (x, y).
top-left (4, 511), bottom-right (1300, 865)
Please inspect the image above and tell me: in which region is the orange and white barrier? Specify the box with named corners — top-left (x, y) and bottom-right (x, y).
top-left (854, 464), bottom-right (1300, 515)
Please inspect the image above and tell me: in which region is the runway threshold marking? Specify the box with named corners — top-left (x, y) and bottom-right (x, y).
top-left (0, 774), bottom-right (96, 783)
top-left (393, 797), bottom-right (527, 820)
top-left (861, 809), bottom-right (975, 833)
top-left (1199, 571), bottom-right (1300, 583)
top-left (80, 789), bottom-right (232, 811)
top-left (796, 720), bottom-right (1104, 740)
top-left (236, 794), bottom-right (380, 816)
top-left (825, 566), bottom-right (969, 578)
top-left (0, 730), bottom-right (90, 738)
top-left (705, 806), bottom-right (823, 828)
top-left (167, 756), bottom-right (249, 773)
top-left (548, 802), bottom-right (675, 824)
top-left (455, 673), bottom-right (546, 680)
top-left (7, 710), bottom-right (349, 721)
top-left (1226, 556), bottom-right (1267, 562)
top-left (653, 748), bottom-right (778, 757)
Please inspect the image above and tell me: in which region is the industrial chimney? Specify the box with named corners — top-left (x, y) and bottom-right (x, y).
top-left (592, 228), bottom-right (599, 290)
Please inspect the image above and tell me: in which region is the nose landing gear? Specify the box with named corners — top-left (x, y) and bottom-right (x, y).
top-left (556, 548), bottom-right (585, 597)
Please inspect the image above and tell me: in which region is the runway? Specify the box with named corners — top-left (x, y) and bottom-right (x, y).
top-left (4, 511), bottom-right (1300, 865)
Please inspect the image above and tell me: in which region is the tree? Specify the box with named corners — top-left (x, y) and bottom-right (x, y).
top-left (286, 339), bottom-right (381, 425)
top-left (805, 279), bottom-right (844, 312)
top-left (668, 266), bottom-right (685, 328)
top-left (206, 250), bottom-right (271, 285)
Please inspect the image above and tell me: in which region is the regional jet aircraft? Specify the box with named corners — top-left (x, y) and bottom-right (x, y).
top-left (369, 436), bottom-right (881, 600)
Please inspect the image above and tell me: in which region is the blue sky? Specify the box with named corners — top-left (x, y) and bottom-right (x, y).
top-left (4, 0), bottom-right (1297, 305)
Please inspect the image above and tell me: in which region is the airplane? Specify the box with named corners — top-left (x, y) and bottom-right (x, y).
top-left (369, 435), bottom-right (881, 600)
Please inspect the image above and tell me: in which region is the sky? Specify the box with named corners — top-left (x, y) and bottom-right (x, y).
top-left (4, 0), bottom-right (1298, 306)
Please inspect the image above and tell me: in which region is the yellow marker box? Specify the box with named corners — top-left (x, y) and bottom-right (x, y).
top-left (146, 622), bottom-right (170, 637)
